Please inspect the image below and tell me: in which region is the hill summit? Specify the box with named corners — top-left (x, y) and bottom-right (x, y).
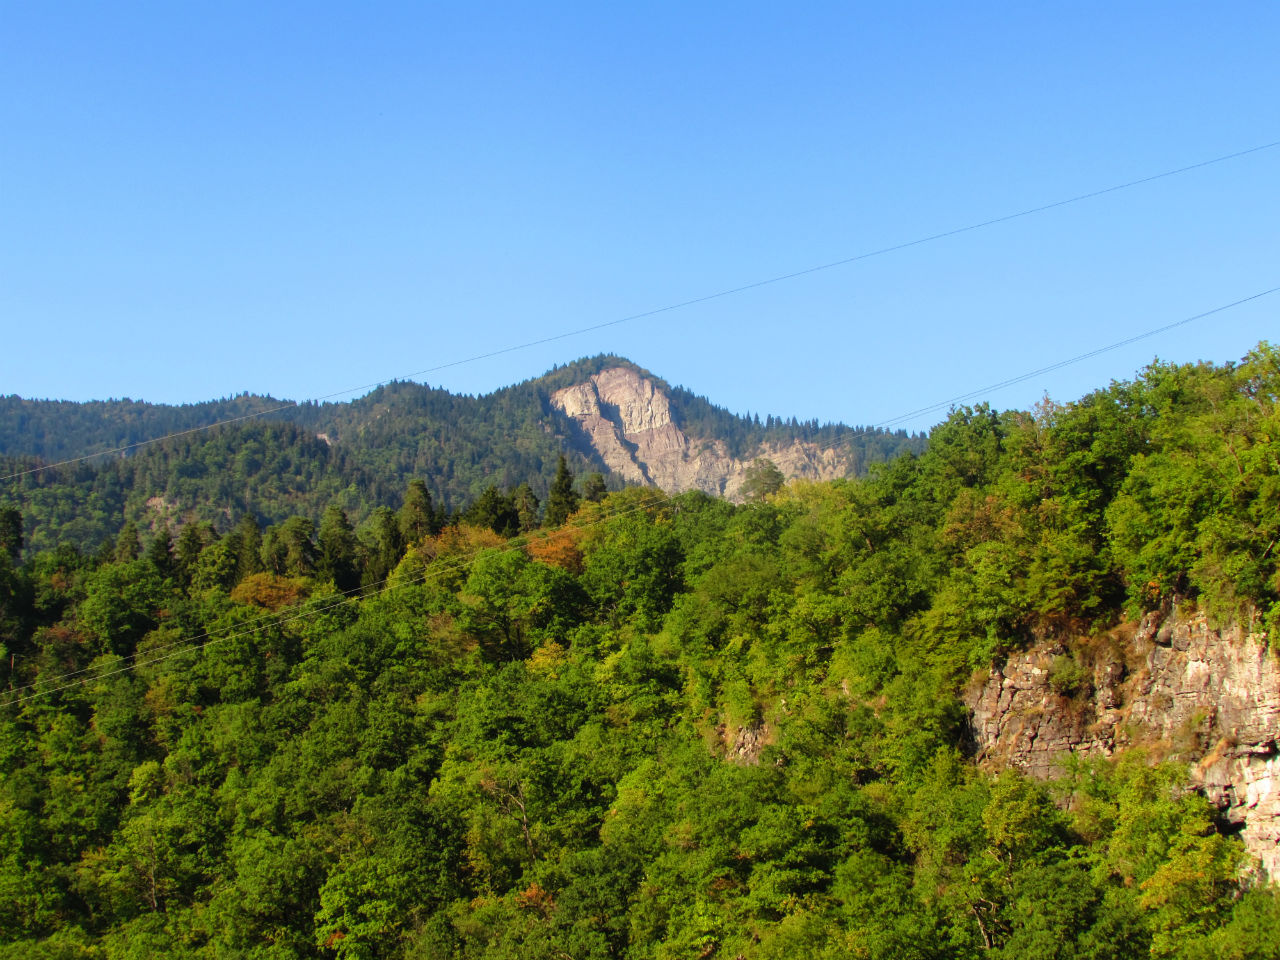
top-left (0, 356), bottom-right (921, 553)
top-left (551, 365), bottom-right (852, 498)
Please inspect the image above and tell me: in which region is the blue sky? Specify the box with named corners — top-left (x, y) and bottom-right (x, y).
top-left (2, 2), bottom-right (1277, 433)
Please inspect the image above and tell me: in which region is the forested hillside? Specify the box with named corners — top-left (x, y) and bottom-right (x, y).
top-left (1, 356), bottom-right (921, 556)
top-left (0, 344), bottom-right (1277, 959)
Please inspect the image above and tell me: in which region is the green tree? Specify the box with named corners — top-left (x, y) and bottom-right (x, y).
top-left (192, 538), bottom-right (238, 592)
top-left (78, 560), bottom-right (168, 655)
top-left (512, 483), bottom-right (541, 534)
top-left (582, 472), bottom-right (608, 503)
top-left (318, 504), bottom-right (360, 592)
top-left (0, 506), bottom-right (22, 563)
top-left (361, 506), bottom-right (406, 587)
top-left (740, 458), bottom-right (785, 501)
top-left (231, 513), bottom-right (263, 583)
top-left (544, 455), bottom-right (579, 527)
top-left (114, 521), bottom-right (141, 562)
top-left (173, 522), bottom-right (208, 586)
top-left (262, 516), bottom-right (317, 578)
top-left (465, 486), bottom-right (520, 539)
top-left (144, 525), bottom-right (174, 579)
top-left (400, 479), bottom-right (439, 544)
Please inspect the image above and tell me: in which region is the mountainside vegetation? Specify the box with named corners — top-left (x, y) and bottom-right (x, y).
top-left (1, 356), bottom-right (921, 556)
top-left (0, 344), bottom-right (1278, 959)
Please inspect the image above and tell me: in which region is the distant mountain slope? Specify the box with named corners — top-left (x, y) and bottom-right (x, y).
top-left (551, 366), bottom-right (871, 498)
top-left (0, 393), bottom-right (293, 463)
top-left (1, 356), bottom-right (923, 553)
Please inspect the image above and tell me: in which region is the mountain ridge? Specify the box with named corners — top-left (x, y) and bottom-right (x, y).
top-left (1, 356), bottom-right (923, 554)
top-left (551, 366), bottom-right (856, 498)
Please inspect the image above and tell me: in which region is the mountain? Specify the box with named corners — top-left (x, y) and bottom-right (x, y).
top-left (0, 356), bottom-right (923, 553)
top-left (2, 344), bottom-right (1278, 957)
top-left (550, 366), bottom-right (855, 498)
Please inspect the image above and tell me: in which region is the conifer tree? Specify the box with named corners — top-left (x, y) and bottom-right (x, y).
top-left (544, 455), bottom-right (579, 527)
top-left (512, 483), bottom-right (541, 533)
top-left (174, 523), bottom-right (207, 586)
top-left (740, 458), bottom-right (785, 501)
top-left (261, 517), bottom-right (317, 578)
top-left (582, 472), bottom-right (608, 503)
top-left (114, 520), bottom-right (140, 562)
top-left (145, 524), bottom-right (174, 578)
top-left (0, 506), bottom-right (22, 563)
top-left (232, 513), bottom-right (263, 583)
top-left (465, 486), bottom-right (519, 538)
top-left (400, 479), bottom-right (438, 544)
top-left (318, 506), bottom-right (358, 591)
top-left (362, 506), bottom-right (405, 586)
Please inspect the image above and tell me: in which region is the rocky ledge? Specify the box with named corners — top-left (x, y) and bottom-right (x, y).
top-left (550, 367), bottom-right (850, 499)
top-left (966, 609), bottom-right (1280, 876)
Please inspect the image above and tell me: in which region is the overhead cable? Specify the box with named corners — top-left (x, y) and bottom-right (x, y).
top-left (4, 138), bottom-right (1277, 483)
top-left (5, 282), bottom-right (1277, 706)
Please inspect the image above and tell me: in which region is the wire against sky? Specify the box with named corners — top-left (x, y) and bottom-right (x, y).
top-left (3, 137), bottom-right (1276, 484)
top-left (848, 284), bottom-right (1280, 438)
top-left (6, 280), bottom-right (1277, 706)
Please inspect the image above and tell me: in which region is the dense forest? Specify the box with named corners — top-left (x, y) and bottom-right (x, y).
top-left (1, 345), bottom-right (1278, 958)
top-left (0, 356), bottom-right (921, 556)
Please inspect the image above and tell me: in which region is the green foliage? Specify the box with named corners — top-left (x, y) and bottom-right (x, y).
top-left (462, 486), bottom-right (520, 539)
top-left (0, 345), bottom-right (1275, 957)
top-left (77, 560), bottom-right (168, 655)
top-left (741, 457), bottom-right (786, 501)
top-left (0, 505), bottom-right (23, 562)
top-left (317, 505), bottom-right (359, 592)
top-left (2, 357), bottom-right (924, 558)
top-left (581, 472), bottom-right (608, 503)
top-left (543, 455), bottom-right (579, 528)
top-left (1047, 652), bottom-right (1091, 698)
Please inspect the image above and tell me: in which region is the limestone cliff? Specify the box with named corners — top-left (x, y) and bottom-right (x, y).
top-left (550, 367), bottom-right (851, 498)
top-left (966, 609), bottom-right (1280, 876)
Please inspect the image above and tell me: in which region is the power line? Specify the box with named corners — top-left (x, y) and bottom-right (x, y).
top-left (5, 281), bottom-right (1276, 707)
top-left (818, 285), bottom-right (1280, 444)
top-left (4, 137), bottom-right (1276, 483)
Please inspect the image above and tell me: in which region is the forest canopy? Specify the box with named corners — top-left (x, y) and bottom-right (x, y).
top-left (0, 356), bottom-right (922, 557)
top-left (0, 345), bottom-right (1278, 959)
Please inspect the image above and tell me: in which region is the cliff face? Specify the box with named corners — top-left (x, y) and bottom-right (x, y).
top-left (966, 610), bottom-right (1280, 876)
top-left (550, 367), bottom-right (850, 498)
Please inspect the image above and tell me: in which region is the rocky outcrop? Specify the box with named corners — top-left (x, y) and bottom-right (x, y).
top-left (966, 610), bottom-right (1280, 876)
top-left (717, 722), bottom-right (771, 765)
top-left (550, 367), bottom-right (850, 498)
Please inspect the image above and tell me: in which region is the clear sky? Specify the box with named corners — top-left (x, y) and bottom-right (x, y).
top-left (3, 2), bottom-right (1277, 434)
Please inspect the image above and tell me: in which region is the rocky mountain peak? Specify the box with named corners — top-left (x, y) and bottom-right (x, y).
top-left (550, 366), bottom-right (851, 499)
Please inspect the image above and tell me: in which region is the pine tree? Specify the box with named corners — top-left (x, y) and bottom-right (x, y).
top-left (512, 483), bottom-right (541, 533)
top-left (318, 505), bottom-right (359, 591)
top-left (175, 523), bottom-right (207, 586)
top-left (582, 472), bottom-right (608, 503)
top-left (464, 486), bottom-right (519, 538)
top-left (362, 507), bottom-right (405, 587)
top-left (740, 458), bottom-right (785, 501)
top-left (265, 517), bottom-right (316, 578)
top-left (232, 514), bottom-right (263, 583)
top-left (114, 521), bottom-right (141, 562)
top-left (145, 525), bottom-right (175, 578)
top-left (400, 479), bottom-right (438, 544)
top-left (544, 455), bottom-right (580, 527)
top-left (0, 506), bottom-right (22, 563)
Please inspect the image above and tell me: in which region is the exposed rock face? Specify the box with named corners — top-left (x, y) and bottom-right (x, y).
top-left (966, 610), bottom-right (1280, 876)
top-left (717, 722), bottom-right (771, 765)
top-left (550, 367), bottom-right (850, 498)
